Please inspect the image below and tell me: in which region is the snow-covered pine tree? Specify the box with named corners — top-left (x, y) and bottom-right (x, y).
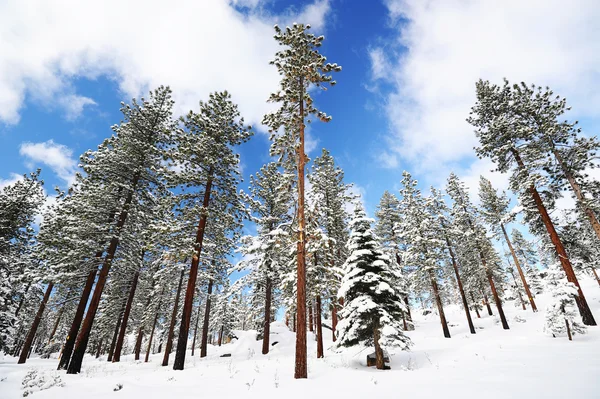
top-left (544, 266), bottom-right (587, 340)
top-left (263, 23), bottom-right (341, 380)
top-left (398, 172), bottom-right (451, 338)
top-left (335, 206), bottom-right (410, 370)
top-left (510, 230), bottom-right (543, 295)
top-left (468, 79), bottom-right (596, 326)
top-left (170, 91), bottom-right (251, 370)
top-left (0, 170), bottom-right (45, 353)
top-left (479, 176), bottom-right (537, 311)
top-left (446, 173), bottom-right (510, 329)
top-left (235, 162), bottom-right (292, 354)
top-left (428, 187), bottom-right (476, 334)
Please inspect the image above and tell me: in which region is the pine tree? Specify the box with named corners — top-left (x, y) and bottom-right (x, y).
top-left (479, 176), bottom-right (537, 311)
top-left (335, 207), bottom-right (411, 370)
top-left (544, 266), bottom-right (587, 340)
top-left (469, 79), bottom-right (596, 326)
top-left (263, 23), bottom-right (341, 379)
top-left (447, 173), bottom-right (510, 330)
top-left (398, 172), bottom-right (451, 338)
top-left (510, 230), bottom-right (544, 295)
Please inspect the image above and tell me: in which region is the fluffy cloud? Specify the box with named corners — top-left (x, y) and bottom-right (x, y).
top-left (0, 0), bottom-right (330, 126)
top-left (0, 172), bottom-right (23, 190)
top-left (371, 0), bottom-right (600, 173)
top-left (19, 140), bottom-right (77, 186)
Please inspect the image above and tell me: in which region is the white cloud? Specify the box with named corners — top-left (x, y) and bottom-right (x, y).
top-left (0, 172), bottom-right (23, 190)
top-left (19, 140), bottom-right (77, 186)
top-left (376, 150), bottom-right (399, 169)
top-left (58, 94), bottom-right (97, 121)
top-left (372, 0), bottom-right (600, 173)
top-left (0, 0), bottom-right (331, 127)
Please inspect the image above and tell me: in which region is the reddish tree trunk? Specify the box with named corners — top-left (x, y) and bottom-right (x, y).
top-left (18, 282), bottom-right (54, 364)
top-left (470, 292), bottom-right (481, 318)
top-left (428, 270), bottom-right (451, 338)
top-left (308, 300), bottom-right (314, 332)
top-left (191, 299), bottom-right (202, 356)
top-left (591, 267), bottom-right (600, 287)
top-left (200, 280), bottom-right (213, 358)
top-left (294, 75), bottom-right (308, 379)
top-left (58, 267), bottom-right (98, 370)
top-left (47, 307), bottom-right (64, 344)
top-left (262, 276), bottom-right (272, 355)
top-left (481, 288), bottom-right (493, 316)
top-left (107, 303), bottom-right (126, 362)
top-left (113, 269), bottom-right (140, 362)
top-left (315, 295), bottom-right (324, 358)
top-left (162, 269), bottom-right (185, 367)
top-left (443, 234), bottom-right (475, 334)
top-left (331, 300), bottom-right (338, 341)
top-left (501, 224), bottom-right (537, 312)
top-left (67, 175), bottom-right (139, 374)
top-left (145, 290), bottom-right (164, 363)
top-left (174, 172), bottom-right (214, 370)
top-left (373, 321), bottom-right (386, 370)
top-left (511, 148), bottom-right (596, 326)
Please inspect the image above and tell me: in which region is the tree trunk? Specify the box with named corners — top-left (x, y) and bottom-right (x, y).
top-left (18, 282), bottom-right (54, 364)
top-left (262, 276), bottom-right (272, 355)
top-left (373, 321), bottom-right (386, 370)
top-left (470, 292), bottom-right (481, 318)
top-left (331, 300), bottom-right (337, 341)
top-left (501, 224), bottom-right (537, 312)
top-left (552, 147), bottom-right (600, 244)
top-left (133, 327), bottom-right (144, 361)
top-left (481, 257), bottom-right (509, 330)
top-left (218, 326), bottom-right (223, 347)
top-left (316, 295), bottom-right (324, 358)
top-left (191, 299), bottom-right (202, 356)
top-left (47, 306), bottom-right (64, 344)
top-left (113, 269), bottom-right (140, 362)
top-left (145, 290), bottom-right (164, 363)
top-left (58, 267), bottom-right (98, 370)
top-left (428, 270), bottom-right (451, 338)
top-left (295, 75), bottom-right (308, 379)
top-left (308, 300), bottom-right (314, 332)
top-left (95, 338), bottom-right (103, 358)
top-left (107, 302), bottom-right (126, 362)
top-left (293, 312), bottom-right (296, 333)
top-left (565, 318), bottom-right (572, 341)
top-left (480, 288), bottom-right (493, 316)
top-left (173, 171), bottom-right (214, 370)
top-left (443, 234), bottom-right (475, 334)
top-left (67, 175), bottom-right (139, 374)
top-left (162, 269), bottom-right (185, 367)
top-left (509, 269), bottom-right (527, 311)
top-left (200, 280), bottom-right (213, 358)
top-left (591, 267), bottom-right (600, 287)
top-left (512, 148), bottom-right (596, 326)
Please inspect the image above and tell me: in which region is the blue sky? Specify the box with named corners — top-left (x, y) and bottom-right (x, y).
top-left (2, 0), bottom-right (600, 221)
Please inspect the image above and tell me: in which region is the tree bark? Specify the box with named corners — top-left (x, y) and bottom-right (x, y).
top-left (18, 282), bottom-right (54, 364)
top-left (107, 302), bottom-right (126, 362)
top-left (200, 280), bottom-right (213, 358)
top-left (428, 270), bottom-right (451, 338)
top-left (481, 288), bottom-right (493, 316)
top-left (565, 317), bottom-right (572, 341)
top-left (191, 299), bottom-right (202, 357)
top-left (443, 234), bottom-right (475, 334)
top-left (315, 295), bottom-right (324, 358)
top-left (58, 266), bottom-right (98, 370)
top-left (173, 171), bottom-right (214, 370)
top-left (67, 174), bottom-right (139, 374)
top-left (113, 269), bottom-right (140, 362)
top-left (95, 338), bottom-right (103, 358)
top-left (373, 321), bottom-right (386, 370)
top-left (501, 224), bottom-right (537, 311)
top-left (481, 256), bottom-right (509, 330)
top-left (47, 306), bottom-right (64, 345)
top-left (511, 148), bottom-right (596, 325)
top-left (308, 300), bottom-right (314, 332)
top-left (218, 326), bottom-right (223, 346)
top-left (294, 75), bottom-right (308, 379)
top-left (162, 269), bottom-right (185, 367)
top-left (331, 300), bottom-right (337, 341)
top-left (145, 289), bottom-right (164, 363)
top-left (262, 276), bottom-right (272, 355)
top-left (591, 267), bottom-right (600, 287)
top-left (470, 292), bottom-right (481, 318)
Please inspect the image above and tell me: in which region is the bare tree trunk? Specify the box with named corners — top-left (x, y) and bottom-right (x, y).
top-left (590, 267), bottom-right (600, 287)
top-left (482, 260), bottom-right (509, 330)
top-left (145, 290), bottom-right (164, 363)
top-left (470, 292), bottom-right (481, 318)
top-left (294, 75), bottom-right (308, 379)
top-left (315, 295), bottom-right (324, 358)
top-left (501, 224), bottom-right (537, 311)
top-left (218, 326), bottom-right (224, 347)
top-left (293, 312), bottom-right (296, 333)
top-left (443, 234), bottom-right (475, 334)
top-left (331, 300), bottom-right (337, 341)
top-left (512, 148), bottom-right (596, 326)
top-left (67, 175), bottom-right (139, 374)
top-left (373, 321), bottom-right (386, 370)
top-left (200, 280), bottom-right (213, 358)
top-left (565, 317), bottom-right (572, 341)
top-left (95, 338), bottom-right (103, 358)
top-left (18, 282), bottom-right (54, 364)
top-left (47, 306), bottom-right (64, 344)
top-left (480, 288), bottom-right (493, 316)
top-left (162, 269), bottom-right (185, 367)
top-left (262, 276), bottom-right (272, 355)
top-left (174, 171), bottom-right (214, 370)
top-left (308, 300), bottom-right (314, 332)
top-left (107, 303), bottom-right (126, 362)
top-left (191, 299), bottom-right (202, 357)
top-left (58, 267), bottom-right (98, 370)
top-left (428, 270), bottom-right (451, 338)
top-left (113, 269), bottom-right (140, 362)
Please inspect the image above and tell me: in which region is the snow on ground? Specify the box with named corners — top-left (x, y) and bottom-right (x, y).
top-left (2, 278), bottom-right (600, 398)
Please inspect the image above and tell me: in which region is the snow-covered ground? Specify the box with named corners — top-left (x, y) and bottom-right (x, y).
top-left (2, 278), bottom-right (600, 398)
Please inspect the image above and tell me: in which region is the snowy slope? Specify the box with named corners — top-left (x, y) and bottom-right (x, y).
top-left (2, 278), bottom-right (599, 398)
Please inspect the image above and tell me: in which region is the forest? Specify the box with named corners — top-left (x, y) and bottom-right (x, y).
top-left (1, 22), bottom-right (600, 398)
